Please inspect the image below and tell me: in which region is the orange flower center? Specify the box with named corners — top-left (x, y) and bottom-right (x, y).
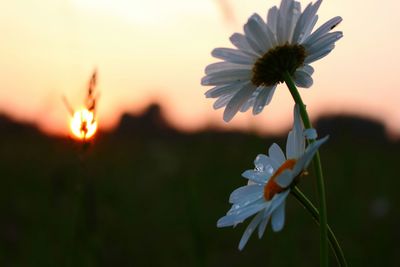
top-left (264, 159), bottom-right (297, 200)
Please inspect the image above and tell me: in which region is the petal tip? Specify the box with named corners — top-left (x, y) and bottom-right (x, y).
top-left (201, 76), bottom-right (210, 86)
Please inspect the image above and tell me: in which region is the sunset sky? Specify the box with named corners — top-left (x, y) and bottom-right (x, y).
top-left (0, 0), bottom-right (399, 137)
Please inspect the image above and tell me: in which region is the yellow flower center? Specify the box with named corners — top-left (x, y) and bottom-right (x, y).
top-left (264, 159), bottom-right (297, 200)
top-left (251, 44), bottom-right (306, 87)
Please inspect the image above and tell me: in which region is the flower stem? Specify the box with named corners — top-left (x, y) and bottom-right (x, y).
top-left (283, 71), bottom-right (329, 267)
top-left (291, 186), bottom-right (348, 267)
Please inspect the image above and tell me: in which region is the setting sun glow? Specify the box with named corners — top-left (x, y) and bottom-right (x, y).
top-left (1, 0), bottom-right (400, 137)
top-left (70, 109), bottom-right (97, 140)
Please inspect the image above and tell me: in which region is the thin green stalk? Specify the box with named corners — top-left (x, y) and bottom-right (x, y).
top-left (291, 187), bottom-right (347, 267)
top-left (283, 71), bottom-right (329, 267)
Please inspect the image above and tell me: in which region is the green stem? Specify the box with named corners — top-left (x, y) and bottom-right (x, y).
top-left (283, 71), bottom-right (329, 267)
top-left (291, 187), bottom-right (348, 267)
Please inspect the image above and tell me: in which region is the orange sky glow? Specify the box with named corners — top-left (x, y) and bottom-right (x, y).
top-left (0, 0), bottom-right (399, 138)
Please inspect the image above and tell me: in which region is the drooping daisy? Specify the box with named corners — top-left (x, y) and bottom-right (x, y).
top-left (202, 0), bottom-right (343, 122)
top-left (217, 105), bottom-right (328, 250)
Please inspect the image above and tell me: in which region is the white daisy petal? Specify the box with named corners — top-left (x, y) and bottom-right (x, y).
top-left (293, 104), bottom-right (305, 156)
top-left (212, 48), bottom-right (256, 64)
top-left (230, 33), bottom-right (259, 56)
top-left (292, 0), bottom-right (322, 43)
top-left (271, 202), bottom-right (286, 232)
top-left (291, 3), bottom-right (310, 42)
top-left (286, 130), bottom-right (296, 159)
top-left (276, 0), bottom-right (293, 44)
top-left (218, 202), bottom-right (268, 227)
top-left (240, 97), bottom-right (256, 113)
top-left (299, 64), bottom-right (314, 75)
top-left (254, 154), bottom-right (275, 175)
top-left (252, 86), bottom-right (275, 115)
top-left (248, 13), bottom-right (275, 51)
top-left (254, 154), bottom-right (272, 170)
top-left (228, 197), bottom-right (265, 213)
top-left (213, 94), bottom-right (235, 109)
top-left (304, 43), bottom-right (335, 64)
top-left (264, 86), bottom-right (277, 106)
top-left (269, 190), bottom-right (290, 212)
top-left (260, 22), bottom-right (278, 48)
top-left (242, 170), bottom-right (268, 184)
top-left (226, 198), bottom-right (265, 219)
top-left (241, 86), bottom-right (263, 112)
top-left (306, 31), bottom-right (343, 56)
top-left (223, 84), bottom-right (256, 122)
top-left (288, 2), bottom-right (302, 43)
top-left (286, 104), bottom-right (305, 159)
top-left (292, 2), bottom-right (312, 42)
top-left (294, 70), bottom-right (313, 88)
top-left (257, 210), bottom-right (271, 238)
top-left (268, 157), bottom-right (281, 172)
top-left (234, 194), bottom-right (265, 210)
top-left (268, 143), bottom-right (286, 165)
top-left (243, 24), bottom-right (263, 55)
top-left (229, 185), bottom-right (264, 204)
top-left (279, 0), bottom-right (292, 16)
top-left (277, 0), bottom-right (301, 44)
top-left (201, 69), bottom-right (252, 86)
top-left (293, 135), bottom-right (329, 176)
top-left (217, 214), bottom-right (242, 228)
top-left (239, 211), bottom-right (264, 250)
top-left (244, 14), bottom-right (270, 54)
top-left (303, 16), bottom-right (343, 45)
top-left (242, 155), bottom-right (274, 183)
top-left (300, 15), bottom-right (319, 44)
top-left (205, 62), bottom-right (252, 75)
top-left (267, 6), bottom-right (279, 34)
top-left (205, 82), bottom-right (244, 99)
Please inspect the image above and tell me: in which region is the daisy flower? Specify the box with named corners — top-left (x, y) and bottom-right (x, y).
top-left (202, 0), bottom-right (343, 122)
top-left (217, 105), bottom-right (328, 250)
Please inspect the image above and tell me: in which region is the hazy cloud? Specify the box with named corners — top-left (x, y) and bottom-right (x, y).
top-left (214, 0), bottom-right (237, 26)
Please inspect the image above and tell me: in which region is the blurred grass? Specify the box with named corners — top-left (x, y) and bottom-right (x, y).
top-left (0, 113), bottom-right (399, 266)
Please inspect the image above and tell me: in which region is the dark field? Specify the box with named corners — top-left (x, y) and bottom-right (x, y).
top-left (1, 106), bottom-right (399, 266)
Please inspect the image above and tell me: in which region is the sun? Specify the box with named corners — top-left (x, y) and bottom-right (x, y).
top-left (70, 109), bottom-right (98, 140)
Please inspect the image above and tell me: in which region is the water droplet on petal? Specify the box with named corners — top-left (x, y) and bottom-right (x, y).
top-left (255, 164), bottom-right (265, 172)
